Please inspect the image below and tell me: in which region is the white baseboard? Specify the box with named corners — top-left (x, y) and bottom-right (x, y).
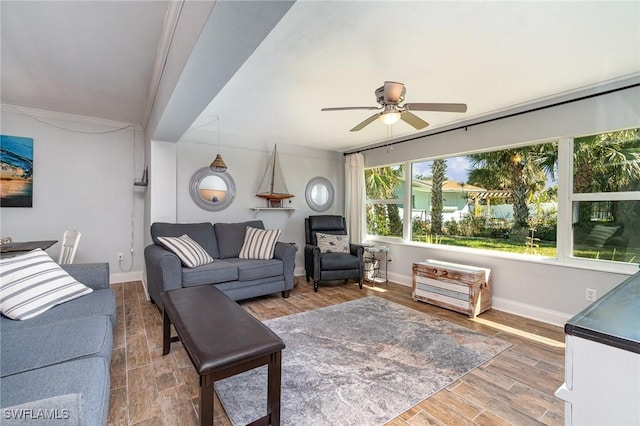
top-left (110, 270), bottom-right (143, 284)
top-left (491, 297), bottom-right (572, 327)
top-left (294, 266), bottom-right (306, 277)
top-left (386, 271), bottom-right (571, 327)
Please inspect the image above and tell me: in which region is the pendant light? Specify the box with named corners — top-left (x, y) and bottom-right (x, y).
top-left (210, 116), bottom-right (228, 172)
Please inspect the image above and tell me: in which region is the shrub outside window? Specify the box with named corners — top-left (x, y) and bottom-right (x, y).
top-left (365, 165), bottom-right (405, 238)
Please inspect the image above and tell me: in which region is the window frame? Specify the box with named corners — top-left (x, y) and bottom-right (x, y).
top-left (364, 132), bottom-right (639, 274)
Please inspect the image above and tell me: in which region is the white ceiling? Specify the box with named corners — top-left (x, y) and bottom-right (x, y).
top-left (2, 1), bottom-right (639, 153)
top-left (1, 1), bottom-right (170, 124)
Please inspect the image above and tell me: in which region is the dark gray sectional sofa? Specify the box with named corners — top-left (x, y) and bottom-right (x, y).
top-left (0, 263), bottom-right (116, 425)
top-left (144, 220), bottom-right (296, 309)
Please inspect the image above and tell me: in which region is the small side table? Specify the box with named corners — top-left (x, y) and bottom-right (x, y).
top-left (364, 245), bottom-right (389, 285)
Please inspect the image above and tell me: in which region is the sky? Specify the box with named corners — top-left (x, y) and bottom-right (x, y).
top-left (412, 157), bottom-right (470, 183)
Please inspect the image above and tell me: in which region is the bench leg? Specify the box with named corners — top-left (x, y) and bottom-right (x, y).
top-left (200, 375), bottom-right (215, 426)
top-left (267, 351), bottom-right (282, 426)
top-left (162, 307), bottom-right (171, 355)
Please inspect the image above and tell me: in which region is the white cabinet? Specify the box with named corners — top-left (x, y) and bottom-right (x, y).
top-left (555, 335), bottom-right (640, 425)
top-left (555, 270), bottom-right (640, 425)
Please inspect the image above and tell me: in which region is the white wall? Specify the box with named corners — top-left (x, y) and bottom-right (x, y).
top-left (1, 107), bottom-right (145, 282)
top-left (176, 135), bottom-right (343, 273)
top-left (362, 83), bottom-right (640, 324)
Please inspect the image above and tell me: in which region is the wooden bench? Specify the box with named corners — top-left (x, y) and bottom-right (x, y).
top-left (161, 285), bottom-right (285, 425)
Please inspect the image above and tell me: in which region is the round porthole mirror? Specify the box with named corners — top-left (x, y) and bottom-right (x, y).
top-left (305, 176), bottom-right (334, 212)
top-left (189, 167), bottom-right (235, 211)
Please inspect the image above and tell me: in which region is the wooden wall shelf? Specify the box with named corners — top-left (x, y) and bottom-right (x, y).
top-left (250, 207), bottom-right (296, 218)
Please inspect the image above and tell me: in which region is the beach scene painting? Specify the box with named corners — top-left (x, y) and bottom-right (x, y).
top-left (1, 135), bottom-right (34, 207)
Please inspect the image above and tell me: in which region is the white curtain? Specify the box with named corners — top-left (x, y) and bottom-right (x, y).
top-left (344, 153), bottom-right (366, 243)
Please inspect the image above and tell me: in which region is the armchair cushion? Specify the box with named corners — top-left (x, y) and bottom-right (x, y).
top-left (320, 252), bottom-right (361, 271)
top-left (316, 233), bottom-right (350, 254)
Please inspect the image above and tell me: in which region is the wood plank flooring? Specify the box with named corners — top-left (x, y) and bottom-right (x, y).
top-left (107, 278), bottom-right (566, 425)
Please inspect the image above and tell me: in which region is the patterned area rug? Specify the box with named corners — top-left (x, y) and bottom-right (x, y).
top-left (216, 296), bottom-right (511, 425)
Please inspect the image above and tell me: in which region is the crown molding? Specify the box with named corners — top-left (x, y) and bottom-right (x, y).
top-left (142, 0), bottom-right (185, 128)
top-left (1, 103), bottom-right (144, 131)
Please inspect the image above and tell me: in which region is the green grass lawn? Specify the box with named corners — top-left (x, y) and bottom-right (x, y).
top-left (413, 234), bottom-right (639, 263)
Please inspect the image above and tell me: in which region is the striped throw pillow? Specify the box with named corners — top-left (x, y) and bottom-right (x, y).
top-left (239, 227), bottom-right (282, 260)
top-left (583, 225), bottom-right (619, 247)
top-left (157, 234), bottom-right (214, 268)
top-left (0, 249), bottom-right (93, 320)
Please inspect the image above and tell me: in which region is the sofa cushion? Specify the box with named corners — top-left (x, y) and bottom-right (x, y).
top-left (239, 227), bottom-right (282, 260)
top-left (151, 222), bottom-right (219, 258)
top-left (181, 260), bottom-right (239, 287)
top-left (0, 316), bottom-right (113, 377)
top-left (0, 357), bottom-right (110, 426)
top-left (1, 393), bottom-right (83, 425)
top-left (214, 221), bottom-right (264, 259)
top-left (224, 258), bottom-right (284, 281)
top-left (316, 232), bottom-right (350, 254)
top-left (0, 249), bottom-right (93, 320)
top-left (320, 252), bottom-right (361, 271)
top-left (0, 289), bottom-right (116, 332)
top-left (157, 234), bottom-right (214, 268)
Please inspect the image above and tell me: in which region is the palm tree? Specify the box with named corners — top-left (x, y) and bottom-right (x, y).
top-left (573, 129), bottom-right (640, 223)
top-left (467, 145), bottom-right (553, 228)
top-left (430, 159), bottom-right (446, 234)
top-left (365, 165), bottom-right (404, 236)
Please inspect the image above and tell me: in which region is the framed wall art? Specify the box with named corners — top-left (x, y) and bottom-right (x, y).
top-left (1, 135), bottom-right (33, 207)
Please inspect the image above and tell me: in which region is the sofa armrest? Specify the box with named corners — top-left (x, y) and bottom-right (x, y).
top-left (273, 242), bottom-right (296, 291)
top-left (144, 244), bottom-right (183, 308)
top-left (60, 263), bottom-right (109, 291)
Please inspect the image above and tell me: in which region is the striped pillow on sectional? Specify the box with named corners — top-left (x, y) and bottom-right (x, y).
top-left (239, 227), bottom-right (282, 260)
top-left (157, 234), bottom-right (214, 268)
top-left (0, 249), bottom-right (93, 320)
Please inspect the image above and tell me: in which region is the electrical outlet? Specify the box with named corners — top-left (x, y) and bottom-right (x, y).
top-left (586, 288), bottom-right (597, 302)
top-left (117, 252), bottom-right (124, 261)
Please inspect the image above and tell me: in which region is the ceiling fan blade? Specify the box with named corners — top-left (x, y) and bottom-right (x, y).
top-left (400, 111), bottom-right (429, 130)
top-left (350, 113), bottom-right (380, 132)
top-left (321, 106), bottom-right (380, 111)
top-left (404, 102), bottom-right (468, 113)
top-left (383, 81), bottom-right (405, 104)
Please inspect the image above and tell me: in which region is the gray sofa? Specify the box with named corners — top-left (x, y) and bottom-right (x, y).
top-left (145, 220), bottom-right (296, 309)
top-left (0, 263), bottom-right (116, 425)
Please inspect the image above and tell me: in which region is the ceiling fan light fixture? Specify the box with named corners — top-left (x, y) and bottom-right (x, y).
top-left (379, 111), bottom-right (402, 125)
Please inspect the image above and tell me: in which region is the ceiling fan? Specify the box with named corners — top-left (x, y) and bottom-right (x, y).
top-left (321, 81), bottom-right (467, 132)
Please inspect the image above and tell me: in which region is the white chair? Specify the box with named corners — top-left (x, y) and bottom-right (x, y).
top-left (58, 230), bottom-right (81, 264)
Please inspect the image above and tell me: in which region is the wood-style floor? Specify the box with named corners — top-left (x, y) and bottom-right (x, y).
top-left (107, 278), bottom-right (566, 425)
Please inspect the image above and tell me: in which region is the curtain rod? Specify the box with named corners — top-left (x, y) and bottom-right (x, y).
top-left (343, 82), bottom-right (640, 156)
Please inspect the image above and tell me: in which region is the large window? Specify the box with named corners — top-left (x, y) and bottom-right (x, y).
top-left (365, 165), bottom-right (405, 238)
top-left (408, 142), bottom-right (558, 255)
top-left (571, 129), bottom-right (640, 263)
top-left (364, 127), bottom-right (640, 267)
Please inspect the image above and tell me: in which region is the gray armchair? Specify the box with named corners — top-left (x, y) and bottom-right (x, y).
top-left (304, 215), bottom-right (364, 292)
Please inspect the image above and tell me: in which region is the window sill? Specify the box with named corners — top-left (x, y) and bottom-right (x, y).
top-left (366, 236), bottom-right (639, 276)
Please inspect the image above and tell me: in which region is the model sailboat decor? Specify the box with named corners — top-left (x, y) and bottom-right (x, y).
top-left (256, 145), bottom-right (294, 207)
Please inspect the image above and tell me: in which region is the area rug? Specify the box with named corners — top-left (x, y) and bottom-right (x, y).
top-left (216, 296), bottom-right (511, 425)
